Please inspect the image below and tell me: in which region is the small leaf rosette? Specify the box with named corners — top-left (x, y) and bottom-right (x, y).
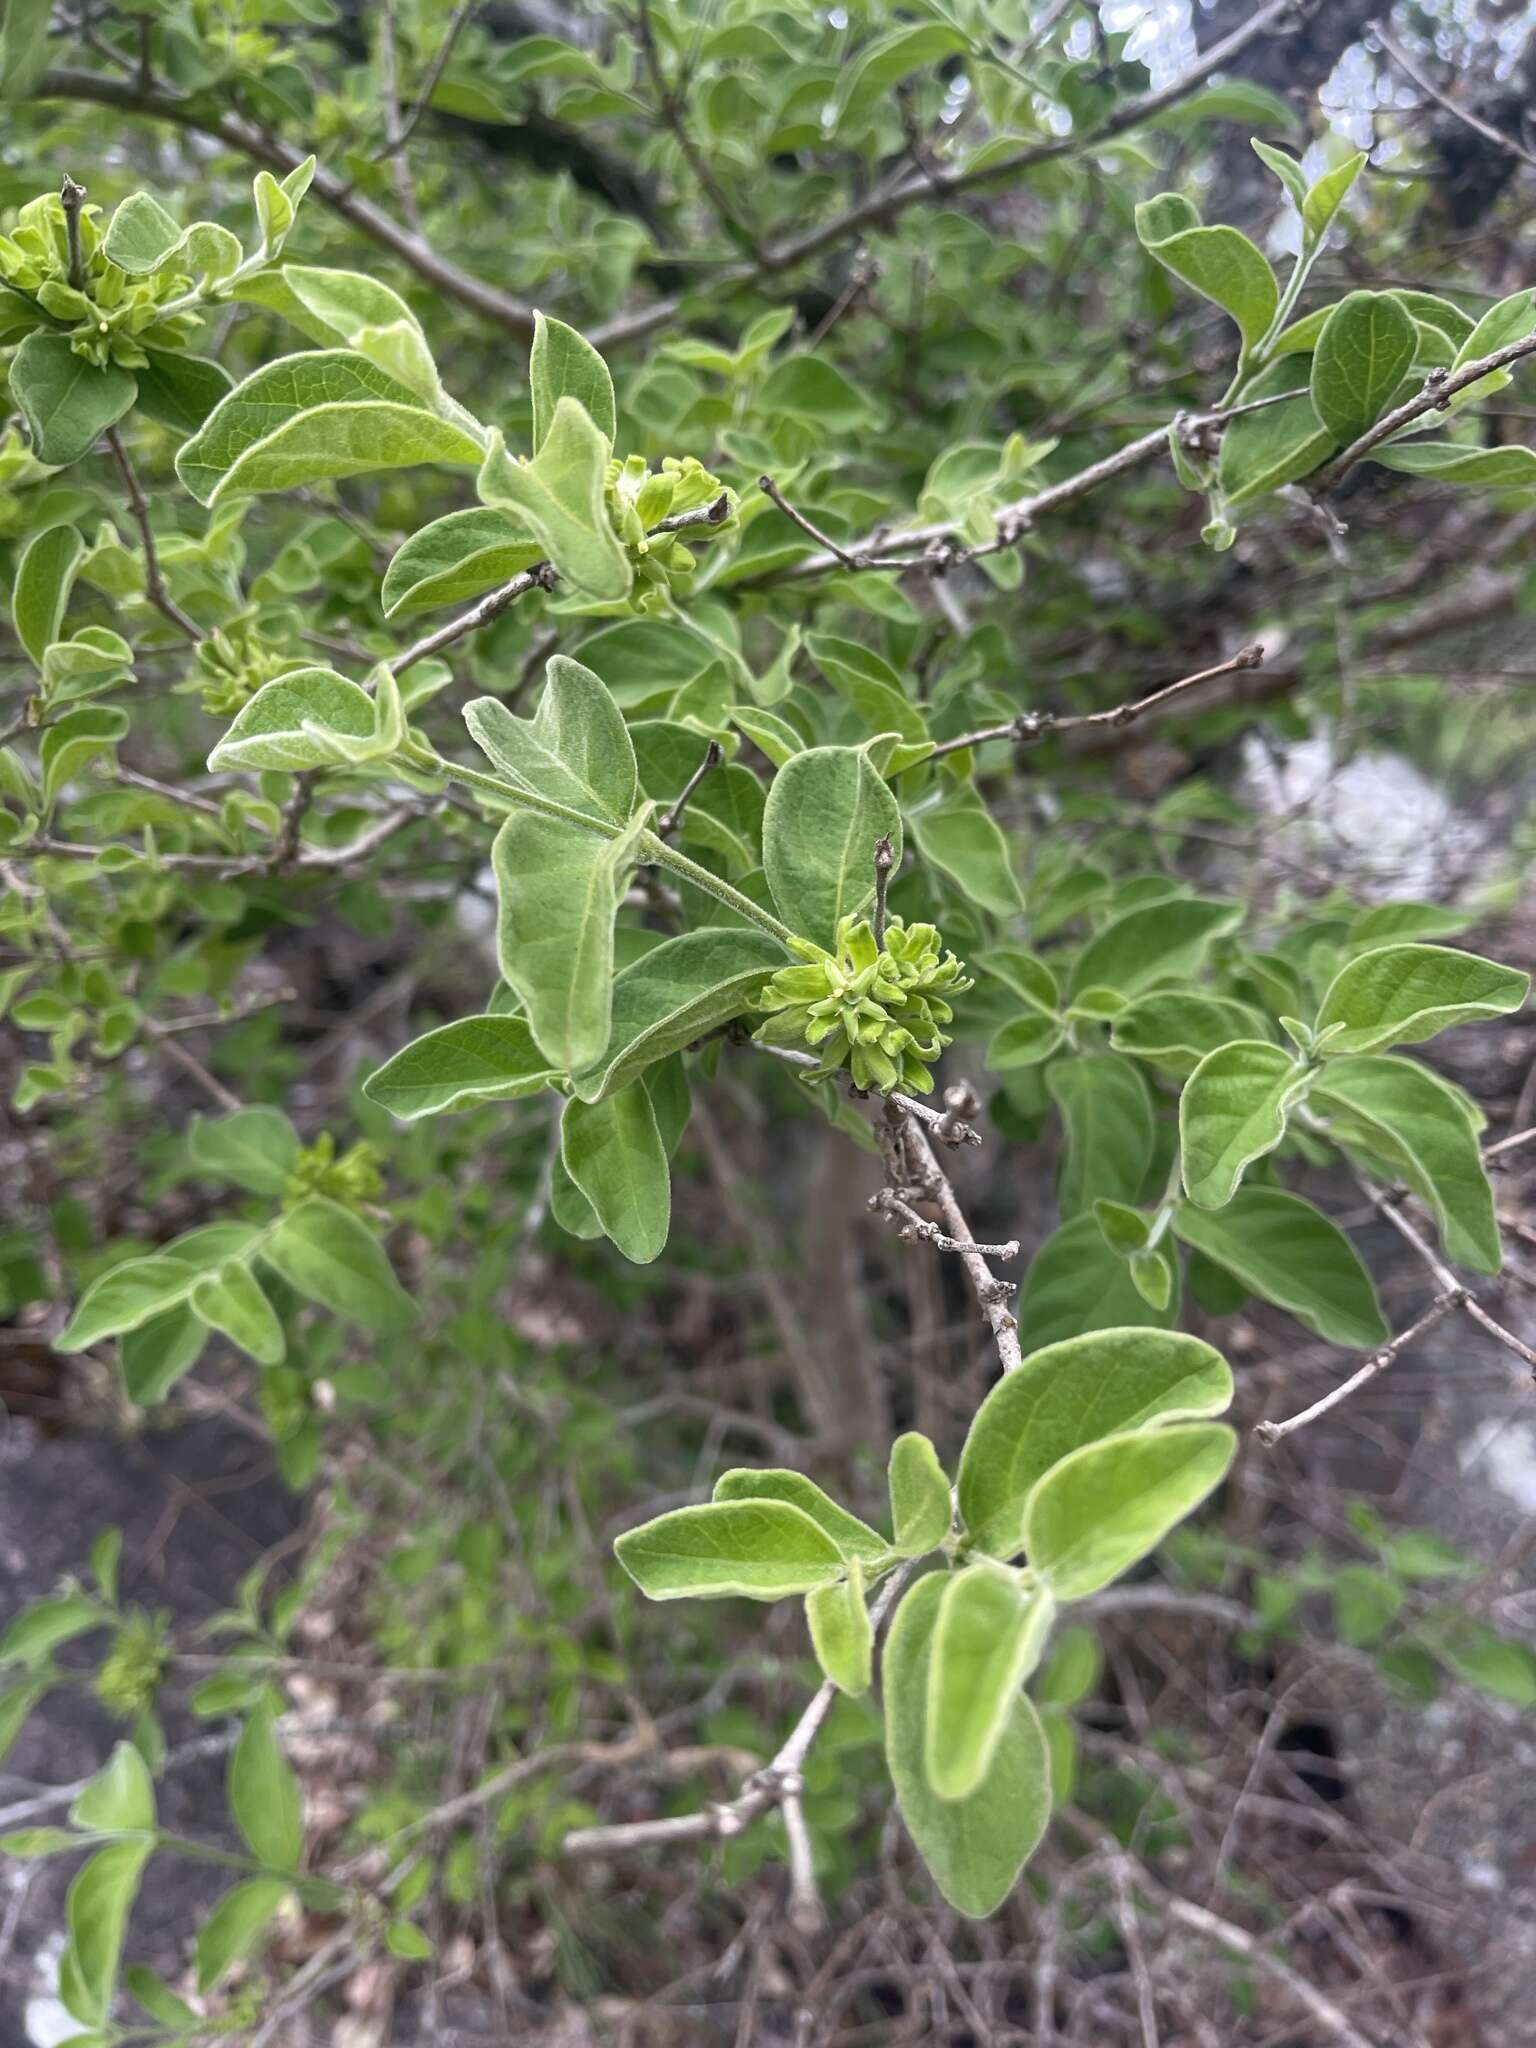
top-left (753, 913), bottom-right (972, 1095)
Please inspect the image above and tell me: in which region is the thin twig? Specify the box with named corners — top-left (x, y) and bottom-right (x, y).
top-left (373, 0), bottom-right (421, 228)
top-left (750, 1040), bottom-right (981, 1145)
top-left (758, 475), bottom-right (858, 568)
top-left (393, 0), bottom-right (477, 154)
top-left (917, 643), bottom-right (1266, 766)
top-left (868, 1186), bottom-right (1019, 1263)
top-left (1371, 18), bottom-right (1536, 174)
top-left (871, 835), bottom-right (895, 947)
top-left (1165, 1897), bottom-right (1378, 2048)
top-left (887, 1099), bottom-right (1023, 1373)
top-left (105, 428), bottom-right (202, 640)
top-left (657, 740), bottom-right (722, 839)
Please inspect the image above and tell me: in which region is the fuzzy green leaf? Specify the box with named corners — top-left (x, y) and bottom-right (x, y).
top-left (1023, 1423), bottom-right (1237, 1600)
top-left (1172, 1187), bottom-right (1387, 1347)
top-left (13, 522), bottom-right (83, 668)
top-left (259, 1197), bottom-right (415, 1331)
top-left (1310, 291), bottom-right (1416, 442)
top-left (926, 1564), bottom-right (1055, 1802)
top-left (1180, 1039), bottom-right (1310, 1209)
top-left (615, 1498), bottom-right (844, 1601)
top-left (9, 332), bottom-right (137, 466)
top-left (465, 655), bottom-right (638, 826)
top-left (477, 404), bottom-right (630, 599)
top-left (713, 1469), bottom-right (888, 1565)
top-left (381, 508), bottom-right (543, 616)
top-left (364, 1015), bottom-right (562, 1119)
top-left (888, 1432), bottom-right (952, 1556)
top-left (806, 1563), bottom-right (873, 1693)
top-left (1314, 943), bottom-right (1529, 1055)
top-left (573, 928), bottom-right (782, 1102)
top-left (530, 311), bottom-right (616, 449)
top-left (762, 743), bottom-right (902, 952)
top-left (560, 1083), bottom-right (671, 1263)
top-left (195, 1878), bottom-right (291, 1995)
top-left (230, 1702), bottom-right (302, 1872)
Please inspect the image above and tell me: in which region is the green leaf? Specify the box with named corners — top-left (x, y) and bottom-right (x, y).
top-left (1432, 1619), bottom-right (1536, 1705)
top-left (1301, 151), bottom-right (1367, 241)
top-left (1019, 1213), bottom-right (1179, 1350)
top-left (806, 1563), bottom-right (873, 1694)
top-left (131, 350), bottom-right (234, 435)
top-left (0, 1826), bottom-right (78, 1858)
top-left (1250, 139), bottom-right (1308, 211)
top-left (59, 1254), bottom-right (207, 1350)
top-left (1036, 1626), bottom-right (1102, 1707)
top-left (926, 1565), bottom-right (1055, 1802)
top-left (826, 21), bottom-right (967, 130)
top-left (1331, 1564), bottom-right (1402, 1646)
top-left (364, 1015), bottom-right (562, 1119)
top-left (1180, 1040), bottom-right (1310, 1209)
top-left (1023, 1423), bottom-right (1237, 1600)
top-left (191, 1260), bottom-right (286, 1365)
top-left (1373, 441), bottom-right (1536, 488)
top-left (561, 1083), bottom-right (670, 1263)
top-left (530, 311), bottom-right (616, 450)
top-left (13, 523), bottom-right (84, 667)
top-left (492, 809), bottom-right (644, 1073)
top-left (804, 633), bottom-right (930, 766)
top-left (1045, 1055), bottom-right (1153, 1218)
top-left (386, 1918), bottom-right (434, 1960)
top-left (465, 655), bottom-right (638, 826)
top-left (1217, 358), bottom-right (1333, 508)
top-left (906, 784), bottom-right (1022, 916)
top-left (188, 1107), bottom-right (300, 1196)
top-left (195, 1878), bottom-right (291, 1995)
top-left (40, 703), bottom-right (128, 814)
top-left (756, 352), bottom-right (878, 429)
top-left (9, 332), bottom-right (137, 465)
top-left (1110, 992), bottom-right (1272, 1077)
top-left (208, 664), bottom-right (403, 773)
top-left (958, 1327), bottom-right (1232, 1561)
top-left (888, 1432), bottom-right (952, 1556)
top-left (102, 193), bottom-right (241, 280)
top-left (614, 1499), bottom-right (844, 1601)
top-left (1312, 1054), bottom-right (1501, 1272)
top-left (573, 928), bottom-right (782, 1102)
top-left (0, 1594), bottom-right (102, 1667)
top-left (71, 1742), bottom-right (155, 1834)
top-left (762, 745), bottom-right (902, 951)
top-left (1310, 292), bottom-right (1416, 442)
top-left (713, 1469), bottom-right (888, 1565)
top-left (477, 405), bottom-right (630, 600)
top-left (177, 351), bottom-right (481, 506)
top-left (259, 1196), bottom-right (416, 1330)
top-left (987, 1013), bottom-right (1065, 1070)
top-left (1068, 897), bottom-right (1242, 1001)
top-left (121, 1307), bottom-right (207, 1405)
top-left (1444, 288), bottom-right (1536, 408)
top-left (884, 1573), bottom-right (1051, 1917)
top-left (1172, 1188), bottom-right (1387, 1347)
top-left (59, 1838), bottom-right (153, 2028)
top-left (1315, 943), bottom-right (1529, 1055)
top-left (1134, 203), bottom-right (1277, 352)
top-left (230, 1703), bottom-right (302, 1872)
top-left (0, 1680), bottom-right (48, 1763)
top-left (380, 508), bottom-right (543, 616)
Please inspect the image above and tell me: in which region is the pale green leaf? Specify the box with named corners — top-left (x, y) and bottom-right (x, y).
top-left (1172, 1187), bottom-right (1387, 1347)
top-left (958, 1327), bottom-right (1232, 1561)
top-left (102, 193), bottom-right (240, 281)
top-left (1179, 1040), bottom-right (1310, 1208)
top-left (465, 654), bottom-right (638, 826)
top-left (1315, 943), bottom-right (1528, 1055)
top-left (1110, 991), bottom-right (1272, 1077)
top-left (1134, 204), bottom-right (1277, 352)
top-left (187, 1107), bottom-right (300, 1196)
top-left (59, 1254), bottom-right (206, 1351)
top-left (259, 1196), bottom-right (416, 1330)
top-left (560, 1083), bottom-right (670, 1263)
top-left (1373, 441), bottom-right (1536, 488)
top-left (13, 523), bottom-right (84, 668)
top-left (1068, 897), bottom-right (1242, 1001)
top-left (906, 784), bottom-right (1022, 916)
top-left (713, 1468), bottom-right (888, 1564)
top-left (59, 1838), bottom-right (152, 2028)
top-left (478, 405), bottom-right (630, 600)
top-left (1023, 1423), bottom-right (1237, 1599)
top-left (191, 1260), bottom-right (286, 1366)
top-left (614, 1498), bottom-right (843, 1601)
top-left (1217, 357), bottom-right (1333, 508)
top-left (1018, 1213), bottom-right (1179, 1351)
top-left (230, 1703), bottom-right (302, 1872)
top-left (0, 1594), bottom-right (102, 1667)
top-left (926, 1565), bottom-right (1055, 1802)
top-left (121, 1307), bottom-right (207, 1405)
top-left (208, 664), bottom-right (402, 773)
top-left (530, 311), bottom-right (616, 449)
top-left (195, 1878), bottom-right (291, 1994)
top-left (884, 1573), bottom-right (1051, 1918)
top-left (71, 1742), bottom-right (155, 1835)
top-left (762, 744), bottom-right (902, 951)
top-left (806, 1563), bottom-right (873, 1694)
top-left (573, 928), bottom-right (783, 1102)
top-left (1301, 151), bottom-right (1367, 240)
top-left (363, 1015), bottom-right (561, 1119)
top-left (380, 508), bottom-right (543, 616)
top-left (1312, 1054), bottom-right (1501, 1272)
top-left (491, 809), bottom-right (643, 1073)
top-left (888, 1432), bottom-right (952, 1556)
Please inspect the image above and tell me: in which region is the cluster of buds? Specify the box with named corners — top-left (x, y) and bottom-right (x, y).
top-left (0, 190), bottom-right (201, 370)
top-left (753, 914), bottom-right (972, 1096)
top-left (605, 454), bottom-right (736, 610)
top-left (93, 1611), bottom-right (169, 1718)
top-left (285, 1132), bottom-right (385, 1212)
top-left (185, 618), bottom-right (292, 717)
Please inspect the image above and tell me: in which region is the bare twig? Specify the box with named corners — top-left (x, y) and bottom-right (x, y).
top-left (392, 0), bottom-right (477, 154)
top-left (1165, 1897), bottom-right (1377, 2048)
top-left (657, 739), bottom-right (723, 839)
top-left (750, 1040), bottom-right (981, 1145)
top-left (871, 835), bottom-right (895, 946)
top-left (1371, 18), bottom-right (1536, 175)
top-left (886, 1099), bottom-right (1023, 1373)
top-left (917, 643), bottom-right (1266, 767)
top-left (105, 433), bottom-right (204, 640)
top-left (137, 1012), bottom-right (242, 1112)
top-left (868, 1186), bottom-right (1019, 1263)
top-left (758, 475), bottom-right (859, 568)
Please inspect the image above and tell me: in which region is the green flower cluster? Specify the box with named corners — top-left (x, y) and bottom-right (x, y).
top-left (93, 1612), bottom-right (169, 1718)
top-left (0, 192), bottom-right (201, 369)
top-left (605, 453), bottom-right (736, 609)
top-left (285, 1132), bottom-right (385, 1211)
top-left (753, 914), bottom-right (972, 1095)
top-left (186, 617), bottom-right (291, 717)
